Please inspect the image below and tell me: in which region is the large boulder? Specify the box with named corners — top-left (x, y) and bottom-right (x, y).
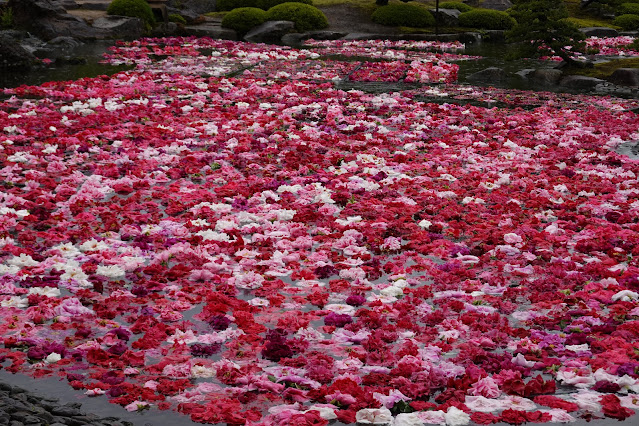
top-left (608, 68), bottom-right (639, 86)
top-left (244, 20), bottom-right (294, 43)
top-left (479, 0), bottom-right (512, 11)
top-left (429, 8), bottom-right (461, 27)
top-left (8, 0), bottom-right (107, 40)
top-left (170, 0), bottom-right (215, 14)
top-left (0, 32), bottom-right (37, 69)
top-left (580, 27), bottom-right (619, 37)
top-left (92, 16), bottom-right (144, 38)
top-left (531, 68), bottom-right (563, 85)
top-left (559, 75), bottom-right (604, 89)
top-left (467, 67), bottom-right (507, 83)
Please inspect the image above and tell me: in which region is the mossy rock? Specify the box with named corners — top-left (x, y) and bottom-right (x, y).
top-left (107, 0), bottom-right (155, 30)
top-left (221, 7), bottom-right (268, 35)
top-left (266, 2), bottom-right (328, 32)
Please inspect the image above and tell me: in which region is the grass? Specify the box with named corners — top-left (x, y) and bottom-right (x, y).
top-left (563, 16), bottom-right (620, 28)
top-left (569, 57), bottom-right (639, 79)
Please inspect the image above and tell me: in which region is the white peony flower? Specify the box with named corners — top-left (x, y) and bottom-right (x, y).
top-left (355, 408), bottom-right (393, 424)
top-left (444, 406), bottom-right (470, 426)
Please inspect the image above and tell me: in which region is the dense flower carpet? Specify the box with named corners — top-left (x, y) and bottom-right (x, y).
top-left (2, 37), bottom-right (639, 425)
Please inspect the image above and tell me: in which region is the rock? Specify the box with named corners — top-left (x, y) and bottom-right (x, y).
top-left (515, 68), bottom-right (535, 79)
top-left (92, 16), bottom-right (144, 38)
top-left (559, 75), bottom-right (604, 89)
top-left (531, 68), bottom-right (563, 84)
top-left (54, 0), bottom-right (79, 9)
top-left (151, 21), bottom-right (180, 36)
top-left (608, 68), bottom-right (639, 86)
top-left (183, 23), bottom-right (236, 39)
top-left (51, 403), bottom-right (83, 416)
top-left (7, 0), bottom-right (107, 40)
top-left (244, 20), bottom-right (295, 43)
top-left (47, 35), bottom-right (83, 48)
top-left (480, 0), bottom-right (512, 11)
top-left (170, 0), bottom-right (215, 14)
top-left (429, 8), bottom-right (460, 27)
top-left (467, 67), bottom-right (507, 83)
top-left (0, 32), bottom-right (37, 69)
top-left (579, 27), bottom-right (619, 37)
top-left (166, 7), bottom-right (201, 23)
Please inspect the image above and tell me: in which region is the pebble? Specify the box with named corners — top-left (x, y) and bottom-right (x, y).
top-left (0, 382), bottom-right (133, 426)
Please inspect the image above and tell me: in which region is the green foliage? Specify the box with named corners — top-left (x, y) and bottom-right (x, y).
top-left (371, 3), bottom-right (435, 27)
top-left (613, 13), bottom-right (639, 28)
top-left (506, 0), bottom-right (586, 63)
top-left (168, 13), bottom-right (187, 24)
top-left (221, 7), bottom-right (268, 34)
top-left (107, 0), bottom-right (155, 29)
top-left (617, 2), bottom-right (639, 14)
top-left (262, 0), bottom-right (312, 9)
top-left (217, 0), bottom-right (311, 11)
top-left (439, 1), bottom-right (473, 12)
top-left (266, 2), bottom-right (328, 32)
top-left (458, 9), bottom-right (515, 29)
top-left (562, 16), bottom-right (619, 28)
top-left (0, 7), bottom-right (13, 29)
top-left (217, 0), bottom-right (261, 10)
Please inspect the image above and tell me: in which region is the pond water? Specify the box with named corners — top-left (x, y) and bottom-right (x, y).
top-left (0, 41), bottom-right (131, 90)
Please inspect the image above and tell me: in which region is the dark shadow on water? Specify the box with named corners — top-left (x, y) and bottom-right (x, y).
top-left (0, 41), bottom-right (133, 90)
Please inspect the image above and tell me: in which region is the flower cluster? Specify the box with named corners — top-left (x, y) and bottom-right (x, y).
top-left (1, 37), bottom-right (639, 425)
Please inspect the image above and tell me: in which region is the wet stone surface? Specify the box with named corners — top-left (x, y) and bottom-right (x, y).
top-left (615, 140), bottom-right (639, 161)
top-left (0, 382), bottom-right (132, 426)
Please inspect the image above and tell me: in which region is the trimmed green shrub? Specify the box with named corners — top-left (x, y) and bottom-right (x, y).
top-left (458, 9), bottom-right (515, 30)
top-left (266, 2), bottom-right (328, 32)
top-left (217, 0), bottom-right (261, 11)
top-left (617, 2), bottom-right (639, 14)
top-left (439, 2), bottom-right (473, 12)
top-left (613, 13), bottom-right (639, 29)
top-left (372, 3), bottom-right (435, 27)
top-left (217, 0), bottom-right (310, 11)
top-left (221, 7), bottom-right (268, 34)
top-left (107, 0), bottom-right (155, 29)
top-left (262, 0), bottom-right (312, 10)
top-left (168, 13), bottom-right (187, 24)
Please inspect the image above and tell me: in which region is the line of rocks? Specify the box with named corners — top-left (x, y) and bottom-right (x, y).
top-left (0, 381), bottom-right (132, 426)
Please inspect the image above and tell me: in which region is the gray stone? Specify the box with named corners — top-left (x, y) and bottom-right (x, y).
top-left (8, 0), bottom-right (108, 40)
top-left (559, 75), bottom-right (604, 89)
top-left (167, 7), bottom-right (201, 23)
top-left (608, 68), bottom-right (639, 86)
top-left (244, 20), bottom-right (295, 43)
top-left (429, 8), bottom-right (460, 27)
top-left (515, 68), bottom-right (535, 79)
top-left (0, 33), bottom-right (37, 69)
top-left (92, 16), bottom-right (144, 38)
top-left (480, 0), bottom-right (512, 11)
top-left (171, 0), bottom-right (215, 14)
top-left (151, 21), bottom-right (179, 36)
top-left (467, 67), bottom-right (507, 82)
top-left (47, 35), bottom-right (83, 48)
top-left (531, 68), bottom-right (563, 84)
top-left (579, 27), bottom-right (619, 37)
top-left (51, 404), bottom-right (83, 416)
top-left (183, 23), bottom-right (236, 39)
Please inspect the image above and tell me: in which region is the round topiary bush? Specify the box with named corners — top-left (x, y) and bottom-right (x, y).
top-left (617, 2), bottom-right (639, 15)
top-left (221, 7), bottom-right (268, 35)
top-left (217, 0), bottom-right (262, 11)
top-left (458, 9), bottom-right (515, 30)
top-left (266, 2), bottom-right (328, 32)
top-left (217, 0), bottom-right (310, 11)
top-left (262, 0), bottom-right (312, 10)
top-left (372, 3), bottom-right (435, 27)
top-left (439, 1), bottom-right (473, 12)
top-left (613, 13), bottom-right (639, 29)
top-left (107, 0), bottom-right (155, 29)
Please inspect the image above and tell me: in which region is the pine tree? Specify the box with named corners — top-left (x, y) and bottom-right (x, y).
top-left (506, 0), bottom-right (587, 65)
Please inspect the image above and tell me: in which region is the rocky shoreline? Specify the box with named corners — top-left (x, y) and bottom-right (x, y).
top-left (0, 381), bottom-right (133, 426)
